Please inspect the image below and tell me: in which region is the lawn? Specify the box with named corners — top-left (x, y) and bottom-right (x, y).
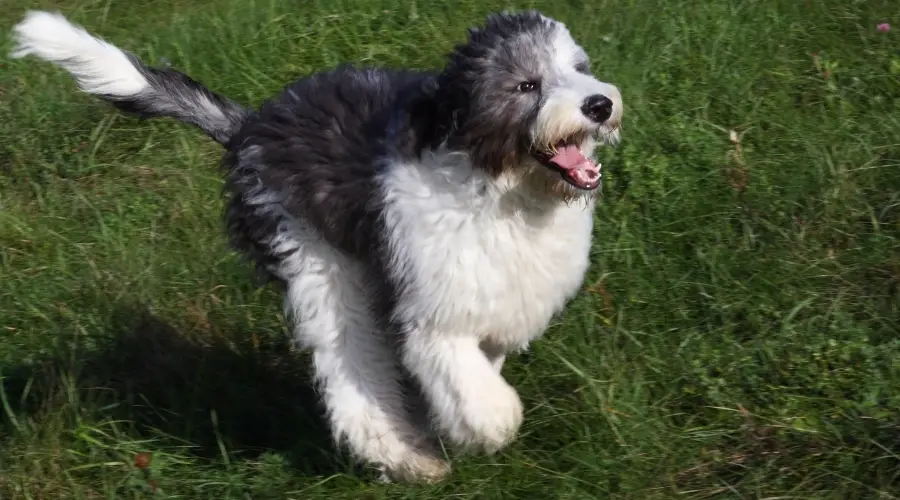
top-left (1, 0), bottom-right (899, 498)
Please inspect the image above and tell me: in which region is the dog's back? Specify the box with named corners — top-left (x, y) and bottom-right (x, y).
top-left (223, 66), bottom-right (436, 270)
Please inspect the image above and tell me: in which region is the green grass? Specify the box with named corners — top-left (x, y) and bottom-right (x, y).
top-left (1, 0), bottom-right (900, 497)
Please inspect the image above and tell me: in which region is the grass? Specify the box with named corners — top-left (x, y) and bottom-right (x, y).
top-left (1, 0), bottom-right (899, 497)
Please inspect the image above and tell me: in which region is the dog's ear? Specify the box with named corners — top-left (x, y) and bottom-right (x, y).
top-left (405, 76), bottom-right (458, 152)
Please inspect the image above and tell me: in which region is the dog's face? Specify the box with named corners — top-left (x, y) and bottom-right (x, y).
top-left (433, 11), bottom-right (623, 198)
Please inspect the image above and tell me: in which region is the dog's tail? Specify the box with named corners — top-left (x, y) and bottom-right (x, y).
top-left (10, 11), bottom-right (250, 146)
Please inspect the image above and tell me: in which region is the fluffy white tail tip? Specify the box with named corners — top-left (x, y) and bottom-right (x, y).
top-left (10, 10), bottom-right (149, 97)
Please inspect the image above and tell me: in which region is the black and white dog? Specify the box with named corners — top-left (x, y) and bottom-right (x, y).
top-left (11, 9), bottom-right (623, 482)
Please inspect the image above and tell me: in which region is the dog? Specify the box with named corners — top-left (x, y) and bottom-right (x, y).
top-left (11, 9), bottom-right (623, 483)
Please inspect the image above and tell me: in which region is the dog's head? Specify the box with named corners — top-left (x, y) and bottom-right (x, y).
top-left (424, 11), bottom-right (622, 198)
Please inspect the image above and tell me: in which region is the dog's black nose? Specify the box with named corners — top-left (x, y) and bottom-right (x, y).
top-left (581, 94), bottom-right (614, 123)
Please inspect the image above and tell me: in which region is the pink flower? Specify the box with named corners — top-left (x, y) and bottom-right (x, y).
top-left (877, 23), bottom-right (890, 32)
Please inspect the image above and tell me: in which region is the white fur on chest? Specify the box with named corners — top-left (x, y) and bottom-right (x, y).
top-left (379, 151), bottom-right (595, 350)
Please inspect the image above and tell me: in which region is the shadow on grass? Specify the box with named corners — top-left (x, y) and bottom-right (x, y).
top-left (0, 304), bottom-right (358, 478)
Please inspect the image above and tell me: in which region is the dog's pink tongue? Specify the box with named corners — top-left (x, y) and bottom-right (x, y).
top-left (549, 144), bottom-right (600, 189)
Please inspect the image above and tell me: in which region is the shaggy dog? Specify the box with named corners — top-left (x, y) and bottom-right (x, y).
top-left (11, 9), bottom-right (623, 482)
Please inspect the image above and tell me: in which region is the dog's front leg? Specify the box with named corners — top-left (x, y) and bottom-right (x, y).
top-left (401, 330), bottom-right (524, 453)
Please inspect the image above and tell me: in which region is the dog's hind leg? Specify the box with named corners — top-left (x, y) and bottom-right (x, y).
top-left (278, 234), bottom-right (449, 483)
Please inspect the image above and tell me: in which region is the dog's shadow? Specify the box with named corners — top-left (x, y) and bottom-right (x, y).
top-left (1, 305), bottom-right (359, 477)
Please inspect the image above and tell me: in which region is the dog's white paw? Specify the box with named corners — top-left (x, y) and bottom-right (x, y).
top-left (454, 378), bottom-right (524, 453)
top-left (380, 453), bottom-right (451, 484)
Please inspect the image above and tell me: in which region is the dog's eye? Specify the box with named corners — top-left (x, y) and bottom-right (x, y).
top-left (516, 81), bottom-right (539, 93)
top-left (574, 62), bottom-right (590, 74)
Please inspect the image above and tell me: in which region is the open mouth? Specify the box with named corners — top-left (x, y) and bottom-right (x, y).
top-left (531, 135), bottom-right (601, 191)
